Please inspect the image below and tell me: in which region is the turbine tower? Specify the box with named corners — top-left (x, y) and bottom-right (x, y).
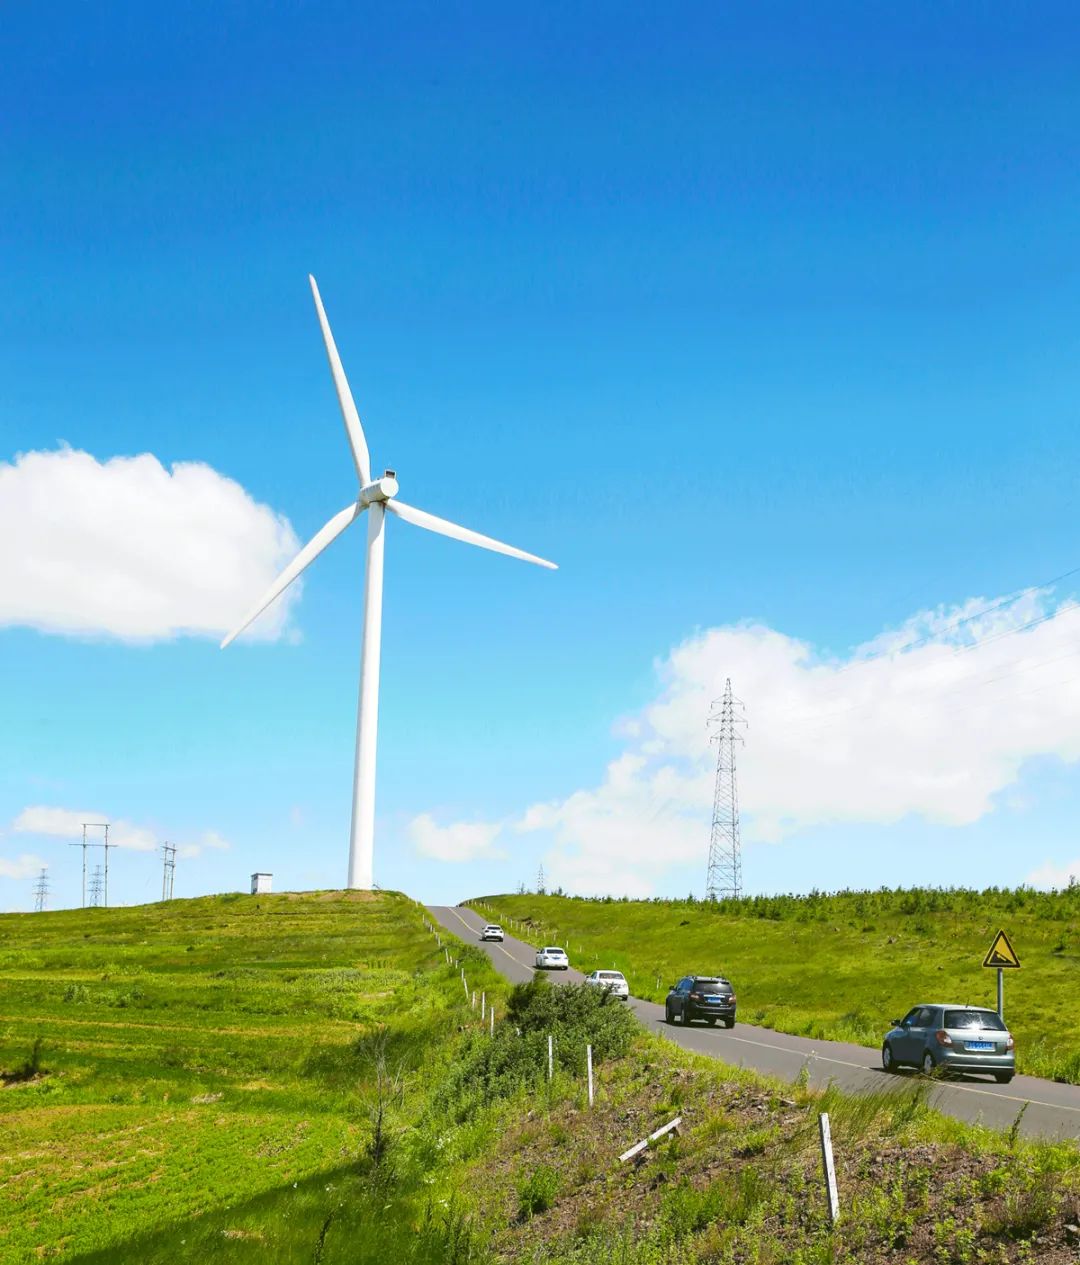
top-left (223, 277), bottom-right (557, 890)
top-left (705, 679), bottom-right (746, 901)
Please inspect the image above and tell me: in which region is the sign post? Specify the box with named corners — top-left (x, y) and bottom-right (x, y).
top-left (982, 929), bottom-right (1021, 1020)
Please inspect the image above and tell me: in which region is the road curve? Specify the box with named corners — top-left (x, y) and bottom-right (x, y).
top-left (428, 903), bottom-right (1080, 1141)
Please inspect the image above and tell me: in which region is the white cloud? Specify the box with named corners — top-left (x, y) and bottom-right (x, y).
top-left (1026, 859), bottom-right (1080, 890)
top-left (409, 812), bottom-right (505, 863)
top-left (0, 447), bottom-right (301, 641)
top-left (12, 807), bottom-right (230, 858)
top-left (13, 806), bottom-right (157, 851)
top-left (0, 853), bottom-right (49, 880)
top-left (418, 587), bottom-right (1080, 895)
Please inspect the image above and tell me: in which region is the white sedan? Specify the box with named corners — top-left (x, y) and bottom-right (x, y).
top-left (480, 924), bottom-right (504, 942)
top-left (535, 946), bottom-right (569, 971)
top-left (585, 969), bottom-right (629, 1000)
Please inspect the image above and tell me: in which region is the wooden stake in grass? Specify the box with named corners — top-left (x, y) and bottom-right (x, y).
top-left (547, 1033), bottom-right (553, 1081)
top-left (818, 1112), bottom-right (840, 1225)
top-left (481, 991), bottom-right (486, 1021)
top-left (587, 1043), bottom-right (594, 1107)
top-left (490, 1006), bottom-right (495, 1037)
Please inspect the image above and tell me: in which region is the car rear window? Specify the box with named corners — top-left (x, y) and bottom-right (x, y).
top-left (694, 980), bottom-right (731, 994)
top-left (944, 1010), bottom-right (1006, 1031)
top-left (544, 947), bottom-right (563, 953)
top-left (599, 972), bottom-right (624, 980)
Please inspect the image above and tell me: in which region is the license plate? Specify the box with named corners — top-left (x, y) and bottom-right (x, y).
top-left (965, 1041), bottom-right (993, 1051)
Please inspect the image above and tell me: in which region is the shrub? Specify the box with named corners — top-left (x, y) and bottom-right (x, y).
top-left (518, 1164), bottom-right (560, 1219)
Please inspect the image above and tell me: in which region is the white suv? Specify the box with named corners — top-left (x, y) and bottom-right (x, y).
top-left (535, 946), bottom-right (569, 971)
top-left (480, 924), bottom-right (504, 942)
top-left (585, 969), bottom-right (629, 1000)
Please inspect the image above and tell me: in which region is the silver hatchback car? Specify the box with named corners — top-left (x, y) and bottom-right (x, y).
top-left (882, 1004), bottom-right (1015, 1083)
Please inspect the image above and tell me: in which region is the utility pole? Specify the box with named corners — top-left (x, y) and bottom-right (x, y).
top-left (537, 862), bottom-right (546, 895)
top-left (72, 823), bottom-right (111, 908)
top-left (705, 679), bottom-right (747, 901)
top-left (33, 867), bottom-right (50, 913)
top-left (160, 843), bottom-right (177, 901)
top-left (88, 865), bottom-right (104, 908)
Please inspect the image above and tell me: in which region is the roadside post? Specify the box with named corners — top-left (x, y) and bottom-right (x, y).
top-left (982, 929), bottom-right (1021, 1020)
top-left (490, 1007), bottom-right (495, 1037)
top-left (547, 1034), bottom-right (553, 1081)
top-left (818, 1113), bottom-right (840, 1225)
top-left (587, 1044), bottom-right (594, 1107)
top-left (481, 991), bottom-right (486, 1021)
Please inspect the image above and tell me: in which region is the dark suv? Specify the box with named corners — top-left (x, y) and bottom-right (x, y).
top-left (665, 976), bottom-right (736, 1027)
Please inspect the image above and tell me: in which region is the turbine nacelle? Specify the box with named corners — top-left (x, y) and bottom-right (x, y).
top-left (359, 474), bottom-right (399, 506)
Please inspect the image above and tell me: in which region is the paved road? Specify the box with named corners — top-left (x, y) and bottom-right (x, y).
top-left (428, 903), bottom-right (1080, 1141)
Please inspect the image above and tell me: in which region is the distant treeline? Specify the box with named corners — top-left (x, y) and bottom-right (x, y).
top-left (479, 882), bottom-right (1080, 922)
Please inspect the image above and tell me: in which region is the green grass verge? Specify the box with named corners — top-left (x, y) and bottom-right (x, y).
top-left (466, 887), bottom-right (1080, 1082)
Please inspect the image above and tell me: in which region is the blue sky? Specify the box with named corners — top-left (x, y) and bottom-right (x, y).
top-left (4, 3), bottom-right (1080, 910)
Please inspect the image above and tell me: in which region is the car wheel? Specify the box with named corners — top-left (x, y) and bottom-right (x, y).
top-left (665, 1001), bottom-right (674, 1025)
top-left (921, 1051), bottom-right (936, 1077)
top-left (994, 1072), bottom-right (1014, 1084)
top-left (723, 1018), bottom-right (735, 1029)
top-left (882, 1042), bottom-right (897, 1073)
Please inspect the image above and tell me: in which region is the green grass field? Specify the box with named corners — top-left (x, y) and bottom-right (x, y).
top-left (0, 889), bottom-right (506, 1263)
top-left (6, 888), bottom-right (1080, 1263)
top-left (468, 886), bottom-right (1080, 1082)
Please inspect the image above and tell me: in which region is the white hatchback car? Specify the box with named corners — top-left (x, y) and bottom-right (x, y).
top-left (480, 924), bottom-right (504, 942)
top-left (535, 945), bottom-right (569, 971)
top-left (585, 969), bottom-right (629, 1000)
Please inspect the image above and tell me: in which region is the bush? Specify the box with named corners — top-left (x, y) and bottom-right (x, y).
top-left (518, 1164), bottom-right (560, 1219)
top-left (505, 976), bottom-right (637, 1067)
top-left (432, 976), bottom-right (637, 1123)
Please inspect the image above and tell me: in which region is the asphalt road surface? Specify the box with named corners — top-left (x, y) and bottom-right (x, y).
top-left (428, 903), bottom-right (1080, 1141)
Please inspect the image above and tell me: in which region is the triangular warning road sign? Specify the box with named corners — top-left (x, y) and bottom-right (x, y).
top-left (983, 929), bottom-right (1021, 969)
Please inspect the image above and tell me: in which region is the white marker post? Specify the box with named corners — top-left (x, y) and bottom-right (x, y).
top-left (619, 1116), bottom-right (682, 1163)
top-left (481, 992), bottom-right (486, 1021)
top-left (818, 1113), bottom-right (840, 1226)
top-left (587, 1044), bottom-right (594, 1107)
top-left (490, 1007), bottom-right (495, 1037)
top-left (471, 990), bottom-right (476, 1009)
top-left (547, 1034), bottom-right (554, 1081)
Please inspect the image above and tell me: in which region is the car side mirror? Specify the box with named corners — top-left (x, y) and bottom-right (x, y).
top-left (890, 1018), bottom-right (903, 1028)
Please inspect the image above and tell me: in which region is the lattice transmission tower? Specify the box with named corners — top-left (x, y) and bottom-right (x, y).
top-left (88, 865), bottom-right (104, 908)
top-left (705, 679), bottom-right (747, 901)
top-left (160, 843), bottom-right (177, 902)
top-left (33, 867), bottom-right (50, 913)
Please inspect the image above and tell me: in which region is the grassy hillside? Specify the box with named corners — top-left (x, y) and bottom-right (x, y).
top-left (0, 889), bottom-right (506, 1263)
top-left (467, 887), bottom-right (1080, 1082)
top-left (7, 889), bottom-right (1080, 1263)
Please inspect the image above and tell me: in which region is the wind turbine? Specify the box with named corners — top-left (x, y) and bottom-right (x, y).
top-left (222, 276), bottom-right (557, 890)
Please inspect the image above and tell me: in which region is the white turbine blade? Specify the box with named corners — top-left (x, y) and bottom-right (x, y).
top-left (221, 501), bottom-right (364, 648)
top-left (308, 275), bottom-right (372, 486)
top-left (387, 499), bottom-right (557, 570)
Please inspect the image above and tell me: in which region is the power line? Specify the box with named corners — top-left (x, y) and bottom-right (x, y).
top-left (834, 562), bottom-right (1080, 676)
top-left (766, 601), bottom-right (1080, 737)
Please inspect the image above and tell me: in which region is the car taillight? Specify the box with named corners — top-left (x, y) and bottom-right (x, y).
top-left (935, 1029), bottom-right (953, 1046)
top-left (1006, 1035), bottom-right (1015, 1050)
